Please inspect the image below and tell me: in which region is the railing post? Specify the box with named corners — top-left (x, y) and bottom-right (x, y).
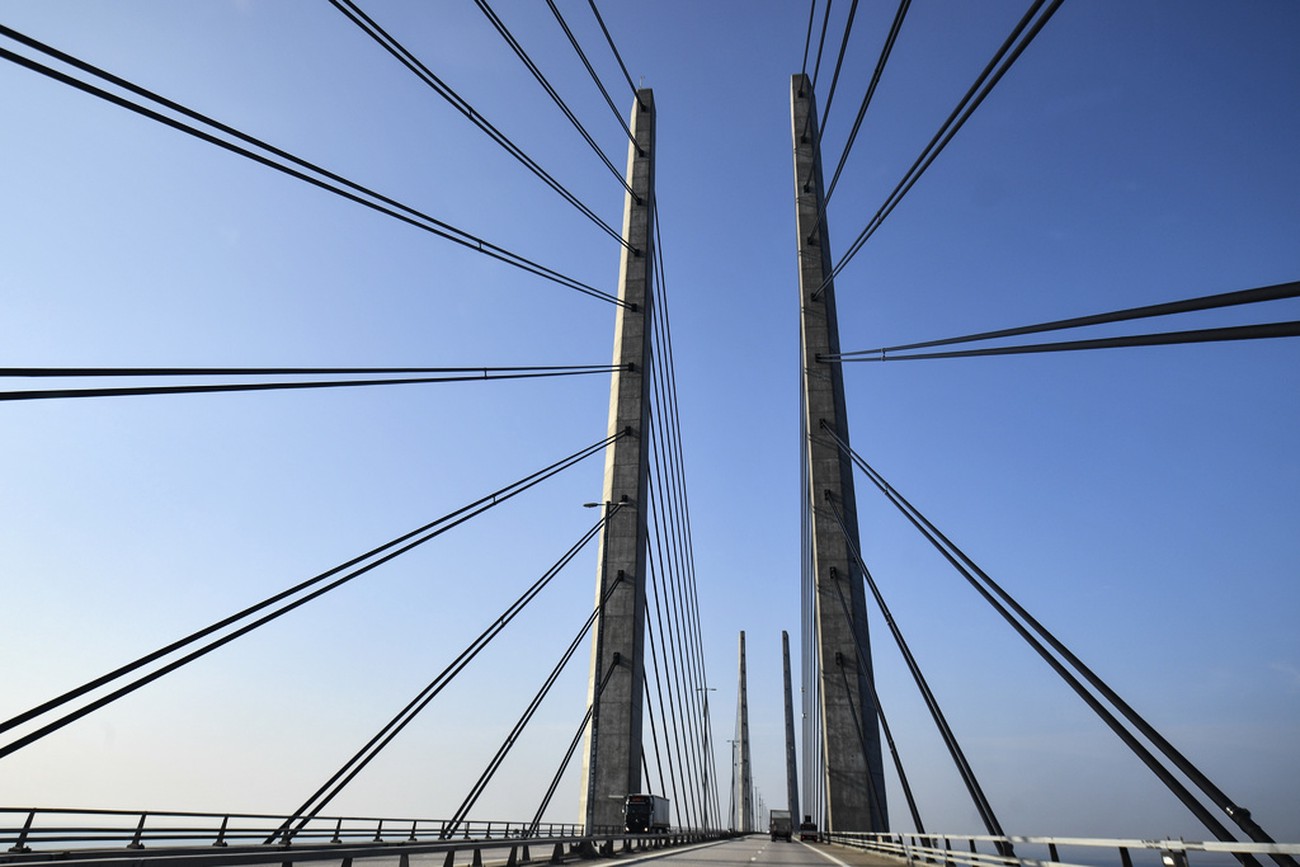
top-left (214, 815), bottom-right (229, 848)
top-left (8, 811), bottom-right (35, 854)
top-left (127, 813), bottom-right (147, 850)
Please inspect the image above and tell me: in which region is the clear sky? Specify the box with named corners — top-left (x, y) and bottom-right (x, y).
top-left (1, 0), bottom-right (1297, 844)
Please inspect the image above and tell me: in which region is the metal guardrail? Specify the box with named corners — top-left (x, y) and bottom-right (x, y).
top-left (1, 807), bottom-right (585, 851)
top-left (822, 831), bottom-right (1300, 867)
top-left (0, 807), bottom-right (729, 866)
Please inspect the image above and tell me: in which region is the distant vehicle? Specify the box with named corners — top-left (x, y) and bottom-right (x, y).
top-left (798, 815), bottom-right (818, 841)
top-left (624, 794), bottom-right (670, 833)
top-left (769, 809), bottom-right (792, 841)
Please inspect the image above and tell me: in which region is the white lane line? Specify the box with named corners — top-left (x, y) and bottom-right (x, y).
top-left (798, 840), bottom-right (854, 867)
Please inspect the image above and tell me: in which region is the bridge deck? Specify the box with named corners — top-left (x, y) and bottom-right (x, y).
top-left (327, 838), bottom-right (898, 867)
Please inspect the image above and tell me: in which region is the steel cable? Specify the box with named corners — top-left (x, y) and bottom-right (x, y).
top-left (278, 509), bottom-right (620, 841)
top-left (585, 0), bottom-right (638, 100)
top-left (0, 26), bottom-right (620, 307)
top-left (829, 280), bottom-right (1300, 360)
top-left (0, 432), bottom-right (623, 754)
top-left (446, 566), bottom-right (625, 835)
top-left (544, 0), bottom-right (637, 148)
top-left (823, 495), bottom-right (999, 844)
top-left (816, 0), bottom-right (1064, 297)
top-left (330, 0), bottom-right (629, 250)
top-left (473, 0), bottom-right (636, 202)
top-left (832, 321), bottom-right (1300, 362)
top-left (819, 0), bottom-right (912, 208)
top-left (528, 662), bottom-right (620, 836)
top-left (533, 660), bottom-right (624, 837)
top-left (0, 365), bottom-right (622, 402)
top-left (822, 425), bottom-right (1279, 864)
top-left (800, 0), bottom-right (819, 79)
top-left (648, 209), bottom-right (717, 827)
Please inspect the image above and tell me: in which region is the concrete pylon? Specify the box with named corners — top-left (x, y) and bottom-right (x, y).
top-left (737, 632), bottom-right (753, 833)
top-left (782, 631), bottom-right (801, 824)
top-left (790, 73), bottom-right (888, 832)
top-left (578, 89), bottom-right (656, 833)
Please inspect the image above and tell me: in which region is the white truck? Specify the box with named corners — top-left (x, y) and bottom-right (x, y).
top-left (624, 793), bottom-right (670, 833)
top-left (769, 809), bottom-right (792, 841)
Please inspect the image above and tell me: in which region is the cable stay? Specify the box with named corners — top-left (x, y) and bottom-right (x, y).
top-left (825, 279), bottom-right (1300, 362)
top-left (643, 602), bottom-right (685, 829)
top-left (0, 431), bottom-right (623, 760)
top-left (473, 0), bottom-right (638, 203)
top-left (832, 321), bottom-right (1300, 362)
top-left (328, 0), bottom-right (630, 252)
top-left (444, 559), bottom-right (627, 837)
top-left (799, 0), bottom-right (819, 81)
top-left (641, 677), bottom-right (671, 812)
top-left (795, 0), bottom-right (857, 148)
top-left (644, 216), bottom-right (718, 828)
top-left (528, 661), bottom-right (621, 836)
top-left (806, 0), bottom-right (836, 101)
top-left (817, 0), bottom-right (912, 211)
top-left (646, 208), bottom-right (721, 826)
top-left (274, 507), bottom-right (620, 843)
top-left (649, 496), bottom-right (705, 830)
top-left (0, 25), bottom-right (622, 307)
top-left (647, 410), bottom-right (706, 827)
top-left (808, 0), bottom-right (861, 150)
top-left (821, 563), bottom-right (928, 837)
top-left (819, 422), bottom-right (1292, 867)
top-left (0, 364), bottom-right (623, 402)
top-left (821, 494), bottom-right (993, 845)
top-left (584, 0), bottom-right (638, 101)
top-left (814, 0), bottom-right (1064, 298)
top-left (544, 0), bottom-right (637, 148)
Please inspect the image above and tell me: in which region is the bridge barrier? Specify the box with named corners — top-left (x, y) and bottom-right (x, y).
top-left (821, 831), bottom-right (1300, 867)
top-left (0, 807), bottom-right (734, 867)
top-left (0, 808), bottom-right (586, 852)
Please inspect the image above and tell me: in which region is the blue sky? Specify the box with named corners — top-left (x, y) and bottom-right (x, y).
top-left (1, 0), bottom-right (1297, 843)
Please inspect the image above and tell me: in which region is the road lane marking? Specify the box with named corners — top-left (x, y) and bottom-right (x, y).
top-left (798, 841), bottom-right (854, 867)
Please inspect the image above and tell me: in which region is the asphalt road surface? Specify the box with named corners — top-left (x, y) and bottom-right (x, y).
top-left (606, 836), bottom-right (897, 867)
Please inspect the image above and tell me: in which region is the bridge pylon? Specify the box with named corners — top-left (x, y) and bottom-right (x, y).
top-left (782, 630), bottom-right (801, 826)
top-left (737, 631), bottom-right (753, 833)
top-left (790, 73), bottom-right (888, 832)
top-left (578, 89), bottom-right (656, 833)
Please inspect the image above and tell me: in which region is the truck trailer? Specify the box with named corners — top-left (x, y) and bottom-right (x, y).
top-left (624, 794), bottom-right (670, 833)
top-left (769, 809), bottom-right (792, 841)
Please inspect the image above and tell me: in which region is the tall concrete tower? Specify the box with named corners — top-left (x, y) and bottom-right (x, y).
top-left (578, 89), bottom-right (656, 833)
top-left (782, 630), bottom-right (801, 824)
top-left (790, 73), bottom-right (888, 832)
top-left (737, 631), bottom-right (753, 833)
